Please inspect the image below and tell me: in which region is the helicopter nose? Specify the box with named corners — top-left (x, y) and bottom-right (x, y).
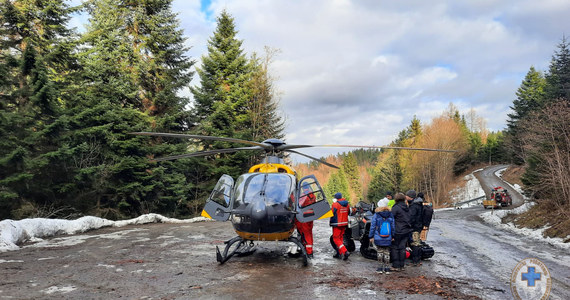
top-left (251, 198), bottom-right (267, 221)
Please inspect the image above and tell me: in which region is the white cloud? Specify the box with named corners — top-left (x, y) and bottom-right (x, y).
top-left (170, 0), bottom-right (569, 160)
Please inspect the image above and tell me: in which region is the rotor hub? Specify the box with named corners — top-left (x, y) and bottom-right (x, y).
top-left (262, 138), bottom-right (286, 148)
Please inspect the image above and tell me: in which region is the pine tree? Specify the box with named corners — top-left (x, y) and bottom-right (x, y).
top-left (324, 168), bottom-right (350, 203)
top-left (341, 152), bottom-right (362, 201)
top-left (544, 36), bottom-right (570, 102)
top-left (507, 66), bottom-right (546, 130)
top-left (189, 10), bottom-right (260, 202)
top-left (72, 0), bottom-right (194, 218)
top-left (504, 66), bottom-right (546, 164)
top-left (0, 0), bottom-right (76, 219)
top-left (368, 151), bottom-right (402, 201)
top-left (191, 10), bottom-right (251, 133)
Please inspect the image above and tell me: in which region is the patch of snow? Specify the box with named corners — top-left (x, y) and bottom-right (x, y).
top-left (42, 286), bottom-right (76, 294)
top-left (494, 168), bottom-right (506, 178)
top-left (449, 172), bottom-right (486, 207)
top-left (0, 259), bottom-right (24, 263)
top-left (0, 214), bottom-right (211, 252)
top-left (37, 256), bottom-right (57, 261)
top-left (97, 263), bottom-right (115, 269)
top-left (434, 207), bottom-right (456, 212)
top-left (480, 202), bottom-right (569, 250)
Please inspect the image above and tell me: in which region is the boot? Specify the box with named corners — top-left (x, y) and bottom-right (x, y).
top-left (383, 255), bottom-right (391, 274)
top-left (412, 246), bottom-right (421, 265)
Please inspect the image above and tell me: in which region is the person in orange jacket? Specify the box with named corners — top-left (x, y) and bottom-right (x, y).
top-left (295, 184), bottom-right (316, 258)
top-left (330, 192), bottom-right (351, 260)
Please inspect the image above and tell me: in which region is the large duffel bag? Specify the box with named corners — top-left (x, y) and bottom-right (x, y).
top-left (420, 242), bottom-right (435, 259)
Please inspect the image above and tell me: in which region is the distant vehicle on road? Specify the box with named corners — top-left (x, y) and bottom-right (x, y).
top-left (483, 187), bottom-right (512, 208)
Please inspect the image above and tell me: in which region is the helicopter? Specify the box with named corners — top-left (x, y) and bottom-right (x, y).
top-left (131, 132), bottom-right (455, 266)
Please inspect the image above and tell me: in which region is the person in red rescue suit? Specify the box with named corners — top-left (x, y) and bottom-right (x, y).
top-left (295, 184), bottom-right (316, 258)
top-left (330, 192), bottom-right (351, 260)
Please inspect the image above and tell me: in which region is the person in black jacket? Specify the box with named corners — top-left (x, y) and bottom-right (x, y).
top-left (390, 192), bottom-right (411, 271)
top-left (417, 192), bottom-right (434, 242)
top-left (406, 190), bottom-right (423, 266)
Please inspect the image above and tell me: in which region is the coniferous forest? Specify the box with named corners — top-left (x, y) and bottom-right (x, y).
top-left (1, 1), bottom-right (568, 227)
top-left (0, 2), bottom-right (282, 220)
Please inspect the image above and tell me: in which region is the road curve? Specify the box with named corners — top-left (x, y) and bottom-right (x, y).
top-left (474, 164), bottom-right (524, 207)
top-left (430, 165), bottom-right (569, 300)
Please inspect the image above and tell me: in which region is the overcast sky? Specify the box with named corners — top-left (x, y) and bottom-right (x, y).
top-left (74, 0), bottom-right (570, 161)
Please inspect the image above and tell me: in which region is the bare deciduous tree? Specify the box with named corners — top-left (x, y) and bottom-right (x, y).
top-left (520, 100), bottom-right (570, 212)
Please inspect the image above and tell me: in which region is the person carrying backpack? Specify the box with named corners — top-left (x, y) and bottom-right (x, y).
top-left (369, 198), bottom-right (395, 274)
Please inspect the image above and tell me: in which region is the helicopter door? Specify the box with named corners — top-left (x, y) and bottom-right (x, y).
top-left (295, 175), bottom-right (331, 222)
top-left (201, 175), bottom-right (234, 221)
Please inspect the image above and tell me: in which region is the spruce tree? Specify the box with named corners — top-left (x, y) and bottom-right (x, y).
top-left (324, 168), bottom-right (350, 203)
top-left (191, 10), bottom-right (250, 127)
top-left (544, 36), bottom-right (570, 102)
top-left (74, 0), bottom-right (194, 218)
top-left (341, 152), bottom-right (362, 201)
top-left (368, 151), bottom-right (402, 201)
top-left (189, 10), bottom-right (259, 201)
top-left (505, 66), bottom-right (545, 164)
top-left (507, 66), bottom-right (546, 131)
top-left (0, 0), bottom-right (76, 219)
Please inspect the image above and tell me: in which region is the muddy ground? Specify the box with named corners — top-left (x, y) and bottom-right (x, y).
top-left (1, 165), bottom-right (568, 299)
top-left (1, 220), bottom-right (481, 300)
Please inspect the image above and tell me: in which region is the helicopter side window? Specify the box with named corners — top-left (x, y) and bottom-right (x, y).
top-left (298, 178), bottom-right (326, 208)
top-left (209, 175), bottom-right (233, 208)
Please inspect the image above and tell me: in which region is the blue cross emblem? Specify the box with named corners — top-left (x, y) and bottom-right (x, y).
top-left (522, 267), bottom-right (541, 287)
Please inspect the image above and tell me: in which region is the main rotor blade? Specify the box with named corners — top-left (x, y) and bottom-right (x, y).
top-left (276, 144), bottom-right (314, 151)
top-left (131, 132), bottom-right (270, 149)
top-left (310, 144), bottom-right (457, 153)
top-left (152, 146), bottom-right (264, 162)
top-left (286, 150), bottom-right (340, 169)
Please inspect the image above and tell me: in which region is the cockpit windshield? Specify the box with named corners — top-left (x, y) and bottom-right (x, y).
top-left (233, 173), bottom-right (296, 209)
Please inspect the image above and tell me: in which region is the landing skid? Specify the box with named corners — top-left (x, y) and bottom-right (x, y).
top-left (216, 236), bottom-right (309, 266)
top-left (288, 235), bottom-right (308, 266)
top-left (216, 237), bottom-right (256, 264)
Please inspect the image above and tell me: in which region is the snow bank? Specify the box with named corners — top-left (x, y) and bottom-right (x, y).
top-left (0, 214), bottom-right (211, 252)
top-left (448, 171), bottom-right (486, 208)
top-left (483, 167), bottom-right (569, 250)
top-left (480, 203), bottom-right (569, 250)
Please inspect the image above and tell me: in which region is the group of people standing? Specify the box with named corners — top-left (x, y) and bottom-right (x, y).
top-left (371, 190), bottom-right (434, 273)
top-left (293, 189), bottom-right (433, 274)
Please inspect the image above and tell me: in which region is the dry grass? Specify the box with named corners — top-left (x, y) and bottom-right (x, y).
top-left (512, 200), bottom-right (570, 242)
top-left (500, 165), bottom-right (569, 242)
top-left (501, 165), bottom-right (525, 186)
